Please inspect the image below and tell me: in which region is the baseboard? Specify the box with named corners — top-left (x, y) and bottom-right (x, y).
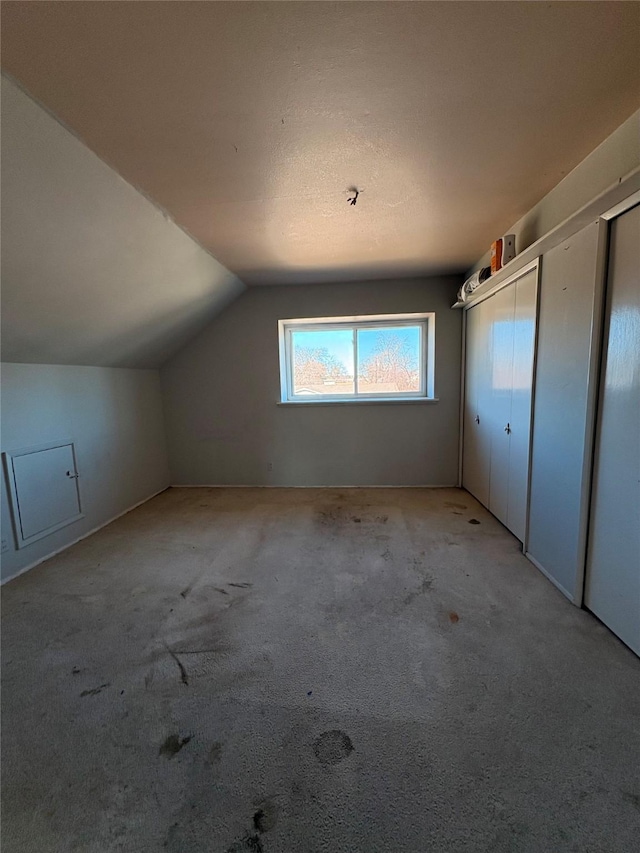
top-left (170, 484), bottom-right (459, 489)
top-left (1, 485), bottom-right (169, 585)
top-left (525, 551), bottom-right (576, 604)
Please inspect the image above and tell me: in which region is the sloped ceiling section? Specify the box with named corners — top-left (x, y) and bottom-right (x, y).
top-left (1, 1), bottom-right (639, 285)
top-left (1, 76), bottom-right (245, 368)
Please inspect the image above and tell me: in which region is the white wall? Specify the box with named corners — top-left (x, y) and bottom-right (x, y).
top-left (1, 363), bottom-right (170, 582)
top-left (161, 277), bottom-right (462, 486)
top-left (472, 109), bottom-right (640, 273)
top-left (1, 74), bottom-right (245, 368)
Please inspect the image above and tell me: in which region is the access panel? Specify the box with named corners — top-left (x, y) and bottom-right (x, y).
top-left (4, 441), bottom-right (83, 548)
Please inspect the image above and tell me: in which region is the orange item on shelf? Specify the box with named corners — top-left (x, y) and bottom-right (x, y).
top-left (490, 238), bottom-right (503, 274)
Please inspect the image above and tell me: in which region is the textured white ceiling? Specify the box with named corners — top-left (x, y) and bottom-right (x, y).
top-left (2, 1), bottom-right (639, 285)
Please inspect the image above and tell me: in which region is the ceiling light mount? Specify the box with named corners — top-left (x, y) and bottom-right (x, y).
top-left (347, 187), bottom-right (360, 206)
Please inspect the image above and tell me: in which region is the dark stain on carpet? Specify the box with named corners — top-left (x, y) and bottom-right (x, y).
top-left (208, 741), bottom-right (223, 763)
top-left (80, 682), bottom-right (110, 697)
top-left (317, 507), bottom-right (345, 525)
top-left (317, 506), bottom-right (388, 526)
top-left (313, 730), bottom-right (354, 765)
top-left (404, 577), bottom-right (434, 606)
top-left (165, 644), bottom-right (189, 686)
top-left (468, 518), bottom-right (481, 525)
top-left (226, 835), bottom-right (263, 852)
top-left (159, 733), bottom-right (192, 758)
top-left (253, 799), bottom-right (279, 832)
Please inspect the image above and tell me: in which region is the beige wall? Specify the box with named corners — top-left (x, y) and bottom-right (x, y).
top-left (1, 363), bottom-right (170, 581)
top-left (161, 277), bottom-right (462, 486)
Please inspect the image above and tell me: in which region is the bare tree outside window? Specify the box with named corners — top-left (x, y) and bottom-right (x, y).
top-left (294, 347), bottom-right (351, 386)
top-left (358, 331), bottom-right (420, 393)
top-left (291, 330), bottom-right (355, 395)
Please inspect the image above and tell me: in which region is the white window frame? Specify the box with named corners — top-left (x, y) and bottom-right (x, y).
top-left (278, 313), bottom-right (436, 404)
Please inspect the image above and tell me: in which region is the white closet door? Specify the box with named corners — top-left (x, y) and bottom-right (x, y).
top-left (488, 284), bottom-right (516, 528)
top-left (463, 298), bottom-right (491, 507)
top-left (585, 204), bottom-right (640, 656)
top-left (506, 270), bottom-right (537, 542)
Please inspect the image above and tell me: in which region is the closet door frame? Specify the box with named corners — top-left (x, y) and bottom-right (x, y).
top-left (461, 258), bottom-right (541, 550)
top-left (576, 189), bottom-right (640, 606)
top-left (461, 297), bottom-right (492, 506)
top-left (458, 308), bottom-right (467, 487)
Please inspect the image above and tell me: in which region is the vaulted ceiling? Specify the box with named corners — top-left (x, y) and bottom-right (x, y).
top-left (3, 1), bottom-right (639, 288)
top-left (1, 76), bottom-right (244, 368)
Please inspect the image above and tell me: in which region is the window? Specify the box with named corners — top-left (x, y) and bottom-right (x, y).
top-left (278, 313), bottom-right (435, 403)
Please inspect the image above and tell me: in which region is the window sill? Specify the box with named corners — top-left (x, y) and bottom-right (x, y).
top-left (277, 398), bottom-right (439, 407)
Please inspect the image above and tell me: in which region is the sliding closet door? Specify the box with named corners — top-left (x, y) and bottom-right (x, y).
top-left (488, 284), bottom-right (516, 528)
top-left (506, 270), bottom-right (537, 542)
top-left (463, 298), bottom-right (491, 507)
top-left (585, 204), bottom-right (640, 655)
